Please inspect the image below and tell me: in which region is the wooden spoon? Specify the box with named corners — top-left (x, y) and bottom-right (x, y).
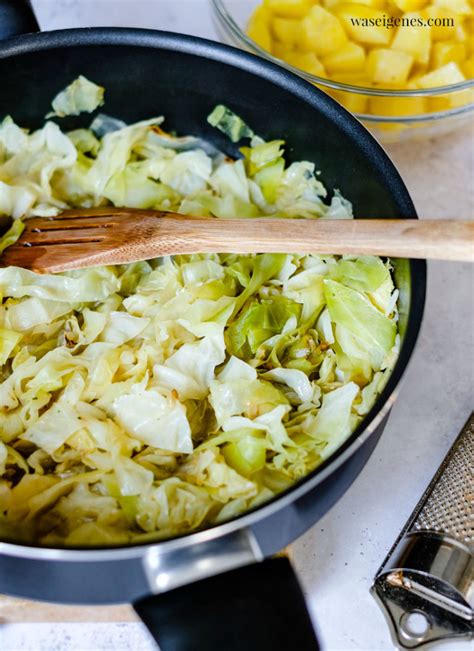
top-left (1, 208), bottom-right (472, 273)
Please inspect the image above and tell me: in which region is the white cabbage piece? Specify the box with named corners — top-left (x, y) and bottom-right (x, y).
top-left (0, 120), bottom-right (77, 217)
top-left (100, 312), bottom-right (149, 345)
top-left (6, 298), bottom-right (73, 331)
top-left (85, 117), bottom-right (165, 197)
top-left (0, 116), bottom-right (28, 154)
top-left (222, 404), bottom-right (294, 453)
top-left (153, 334), bottom-right (225, 400)
top-left (21, 402), bottom-right (84, 455)
top-left (113, 456), bottom-right (154, 497)
top-left (179, 447), bottom-right (257, 502)
top-left (306, 382), bottom-right (360, 459)
top-left (0, 181), bottom-right (35, 219)
top-left (209, 375), bottom-right (287, 425)
top-left (262, 368), bottom-right (314, 403)
top-left (48, 76), bottom-right (105, 118)
top-left (113, 387), bottom-right (193, 454)
top-left (0, 266), bottom-right (120, 302)
top-left (316, 308), bottom-right (335, 345)
top-left (217, 356), bottom-right (257, 383)
top-left (158, 150), bottom-right (213, 196)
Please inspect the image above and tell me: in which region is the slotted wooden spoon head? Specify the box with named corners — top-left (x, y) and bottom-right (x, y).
top-left (0, 208), bottom-right (207, 273)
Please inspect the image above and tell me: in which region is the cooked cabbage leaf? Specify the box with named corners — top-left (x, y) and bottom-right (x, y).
top-left (207, 105), bottom-right (254, 143)
top-left (324, 279), bottom-right (397, 370)
top-left (48, 76), bottom-right (105, 118)
top-left (0, 219), bottom-right (24, 254)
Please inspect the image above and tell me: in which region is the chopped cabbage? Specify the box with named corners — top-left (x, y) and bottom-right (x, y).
top-left (0, 88), bottom-right (400, 546)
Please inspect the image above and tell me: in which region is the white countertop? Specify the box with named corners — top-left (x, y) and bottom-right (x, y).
top-left (1, 1), bottom-right (473, 650)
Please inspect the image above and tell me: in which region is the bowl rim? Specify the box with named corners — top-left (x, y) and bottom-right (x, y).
top-left (211, 0), bottom-right (474, 122)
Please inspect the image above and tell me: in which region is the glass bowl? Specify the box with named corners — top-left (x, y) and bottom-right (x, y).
top-left (211, 0), bottom-right (474, 144)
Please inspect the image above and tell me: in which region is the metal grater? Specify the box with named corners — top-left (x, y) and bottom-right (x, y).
top-left (372, 413), bottom-right (474, 649)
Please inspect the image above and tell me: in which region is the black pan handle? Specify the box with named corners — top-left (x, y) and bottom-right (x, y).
top-left (134, 556), bottom-right (319, 651)
top-left (0, 0), bottom-right (39, 39)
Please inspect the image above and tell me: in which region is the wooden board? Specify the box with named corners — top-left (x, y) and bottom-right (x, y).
top-left (0, 596), bottom-right (137, 623)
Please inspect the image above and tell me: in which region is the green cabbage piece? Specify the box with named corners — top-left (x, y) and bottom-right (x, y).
top-left (324, 279), bottom-right (397, 370)
top-left (0, 219), bottom-right (24, 254)
top-left (226, 295), bottom-right (302, 359)
top-left (67, 129), bottom-right (100, 156)
top-left (329, 256), bottom-right (390, 293)
top-left (207, 105), bottom-right (254, 143)
top-left (0, 328), bottom-right (22, 365)
top-left (0, 86), bottom-right (400, 546)
top-left (240, 140), bottom-right (285, 175)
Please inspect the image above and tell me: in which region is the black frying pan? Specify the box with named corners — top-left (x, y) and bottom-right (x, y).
top-left (0, 2), bottom-right (426, 649)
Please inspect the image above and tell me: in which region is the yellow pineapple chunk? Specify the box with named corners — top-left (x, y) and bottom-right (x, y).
top-left (429, 87), bottom-right (474, 111)
top-left (422, 7), bottom-right (457, 41)
top-left (322, 41), bottom-right (366, 72)
top-left (421, 62), bottom-right (473, 109)
top-left (454, 22), bottom-right (468, 43)
top-left (324, 0), bottom-right (385, 6)
top-left (272, 41), bottom-right (290, 58)
top-left (392, 0), bottom-right (428, 10)
top-left (406, 75), bottom-right (422, 88)
top-left (433, 0), bottom-right (471, 16)
top-left (391, 13), bottom-right (431, 64)
top-left (417, 61), bottom-right (465, 88)
top-left (465, 19), bottom-right (474, 52)
top-left (272, 17), bottom-right (300, 46)
top-left (369, 95), bottom-right (428, 116)
top-left (331, 72), bottom-right (371, 85)
top-left (426, 97), bottom-right (449, 111)
top-left (249, 6), bottom-right (272, 23)
top-left (281, 50), bottom-right (327, 76)
top-left (301, 5), bottom-right (348, 56)
top-left (329, 88), bottom-right (369, 113)
top-left (461, 56), bottom-right (474, 78)
top-left (248, 7), bottom-right (273, 51)
top-left (432, 41), bottom-right (467, 68)
top-left (335, 4), bottom-right (392, 45)
top-left (367, 48), bottom-right (414, 85)
top-left (264, 0), bottom-right (314, 18)
top-left (449, 88), bottom-right (474, 107)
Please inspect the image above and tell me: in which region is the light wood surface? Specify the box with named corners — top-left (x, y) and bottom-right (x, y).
top-left (0, 596), bottom-right (137, 623)
top-left (1, 208), bottom-right (472, 273)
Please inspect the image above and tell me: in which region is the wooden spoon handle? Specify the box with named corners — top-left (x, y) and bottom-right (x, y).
top-left (154, 217), bottom-right (474, 262)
